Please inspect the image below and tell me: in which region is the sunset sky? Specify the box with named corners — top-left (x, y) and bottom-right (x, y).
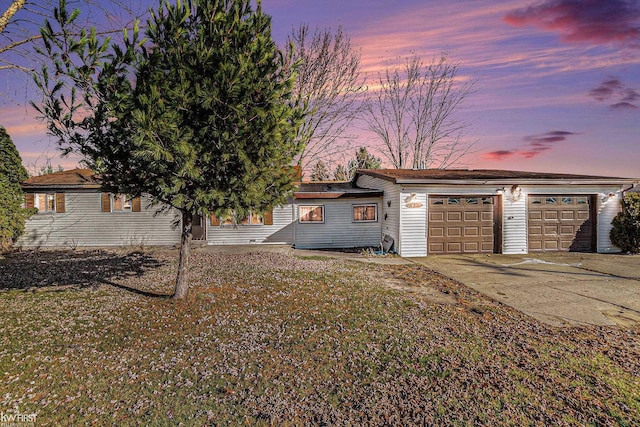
top-left (2, 0), bottom-right (639, 178)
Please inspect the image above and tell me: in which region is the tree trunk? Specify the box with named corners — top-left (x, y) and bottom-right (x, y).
top-left (172, 211), bottom-right (192, 299)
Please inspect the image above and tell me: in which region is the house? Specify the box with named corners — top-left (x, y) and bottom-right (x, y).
top-left (354, 169), bottom-right (638, 256)
top-left (18, 168), bottom-right (638, 256)
top-left (19, 169), bottom-right (180, 247)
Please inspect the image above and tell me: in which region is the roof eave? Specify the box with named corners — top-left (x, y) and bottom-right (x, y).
top-left (392, 178), bottom-right (639, 186)
top-left (294, 191), bottom-right (384, 199)
top-left (22, 184), bottom-right (102, 190)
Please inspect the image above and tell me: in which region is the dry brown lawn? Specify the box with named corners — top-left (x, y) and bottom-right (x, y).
top-left (0, 248), bottom-right (639, 426)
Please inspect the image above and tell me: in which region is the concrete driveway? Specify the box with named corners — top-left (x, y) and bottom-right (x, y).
top-left (410, 253), bottom-right (640, 327)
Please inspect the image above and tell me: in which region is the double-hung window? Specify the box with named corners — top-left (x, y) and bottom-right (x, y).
top-left (211, 210), bottom-right (274, 226)
top-left (26, 193), bottom-right (65, 213)
top-left (353, 204), bottom-right (377, 222)
top-left (101, 193), bottom-right (141, 212)
top-left (299, 205), bottom-right (324, 223)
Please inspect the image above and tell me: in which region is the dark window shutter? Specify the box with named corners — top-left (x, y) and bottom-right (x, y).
top-left (55, 193), bottom-right (66, 213)
top-left (101, 193), bottom-right (111, 212)
top-left (211, 213), bottom-right (220, 226)
top-left (132, 197), bottom-right (142, 212)
top-left (25, 193), bottom-right (35, 209)
top-left (264, 209), bottom-right (274, 225)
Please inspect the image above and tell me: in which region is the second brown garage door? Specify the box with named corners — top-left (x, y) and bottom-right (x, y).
top-left (428, 196), bottom-right (497, 254)
top-left (528, 195), bottom-right (595, 252)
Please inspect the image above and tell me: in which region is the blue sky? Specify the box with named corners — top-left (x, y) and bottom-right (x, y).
top-left (3, 0), bottom-right (639, 177)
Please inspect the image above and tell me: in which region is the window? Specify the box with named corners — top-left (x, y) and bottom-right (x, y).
top-left (466, 198), bottom-right (479, 205)
top-left (299, 205), bottom-right (324, 223)
top-left (112, 194), bottom-right (132, 212)
top-left (210, 210), bottom-right (273, 226)
top-left (431, 197), bottom-right (444, 205)
top-left (101, 193), bottom-right (141, 213)
top-left (37, 193), bottom-right (56, 212)
top-left (243, 211), bottom-right (264, 225)
top-left (222, 211), bottom-right (264, 226)
top-left (353, 204), bottom-right (377, 222)
top-left (32, 193), bottom-right (65, 213)
top-left (448, 197), bottom-right (461, 205)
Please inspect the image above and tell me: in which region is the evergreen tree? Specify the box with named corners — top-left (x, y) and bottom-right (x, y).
top-left (333, 147), bottom-right (381, 181)
top-left (0, 126), bottom-right (32, 250)
top-left (347, 147), bottom-right (381, 174)
top-left (333, 164), bottom-right (349, 181)
top-left (310, 160), bottom-right (330, 181)
top-left (34, 0), bottom-right (306, 298)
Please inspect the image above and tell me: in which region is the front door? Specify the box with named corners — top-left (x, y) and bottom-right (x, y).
top-left (192, 214), bottom-right (205, 240)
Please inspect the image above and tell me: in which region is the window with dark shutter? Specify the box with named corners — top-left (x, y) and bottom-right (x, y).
top-left (101, 193), bottom-right (111, 212)
top-left (55, 193), bottom-right (66, 213)
top-left (25, 193), bottom-right (35, 209)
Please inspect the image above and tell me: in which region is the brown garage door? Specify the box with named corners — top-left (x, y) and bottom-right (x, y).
top-left (528, 195), bottom-right (595, 252)
top-left (428, 196), bottom-right (496, 255)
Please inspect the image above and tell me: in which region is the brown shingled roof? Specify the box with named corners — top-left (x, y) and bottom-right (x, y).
top-left (295, 181), bottom-right (383, 199)
top-left (356, 169), bottom-right (636, 184)
top-left (22, 168), bottom-right (101, 188)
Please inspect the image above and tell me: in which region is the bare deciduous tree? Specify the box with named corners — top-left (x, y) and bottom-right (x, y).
top-left (364, 53), bottom-right (476, 169)
top-left (286, 24), bottom-right (366, 172)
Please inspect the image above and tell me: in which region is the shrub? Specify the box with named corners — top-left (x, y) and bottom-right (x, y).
top-left (0, 126), bottom-right (32, 251)
top-left (610, 192), bottom-right (640, 253)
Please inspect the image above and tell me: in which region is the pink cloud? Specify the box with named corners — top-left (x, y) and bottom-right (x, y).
top-left (483, 131), bottom-right (577, 161)
top-left (483, 150), bottom-right (517, 160)
top-left (504, 0), bottom-right (640, 47)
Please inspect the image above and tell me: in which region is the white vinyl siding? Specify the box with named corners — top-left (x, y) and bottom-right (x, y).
top-left (597, 192), bottom-right (623, 253)
top-left (356, 175), bottom-right (400, 252)
top-left (18, 191), bottom-right (180, 247)
top-left (502, 194), bottom-right (528, 254)
top-left (207, 205), bottom-right (294, 245)
top-left (399, 192), bottom-right (427, 257)
top-left (294, 198), bottom-right (382, 249)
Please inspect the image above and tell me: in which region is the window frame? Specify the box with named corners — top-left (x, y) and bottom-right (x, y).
top-left (221, 211), bottom-right (265, 226)
top-left (102, 192), bottom-right (141, 213)
top-left (35, 193), bottom-right (56, 213)
top-left (298, 205), bottom-right (325, 224)
top-left (110, 194), bottom-right (133, 212)
top-left (33, 193), bottom-right (65, 213)
top-left (352, 203), bottom-right (378, 223)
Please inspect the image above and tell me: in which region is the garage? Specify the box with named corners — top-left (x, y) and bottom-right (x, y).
top-left (428, 196), bottom-right (497, 254)
top-left (528, 195), bottom-right (595, 252)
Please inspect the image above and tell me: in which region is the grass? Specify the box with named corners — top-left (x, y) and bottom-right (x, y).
top-left (0, 249), bottom-right (639, 425)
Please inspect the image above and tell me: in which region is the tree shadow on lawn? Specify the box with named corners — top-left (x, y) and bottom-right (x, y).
top-left (0, 249), bottom-right (170, 297)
